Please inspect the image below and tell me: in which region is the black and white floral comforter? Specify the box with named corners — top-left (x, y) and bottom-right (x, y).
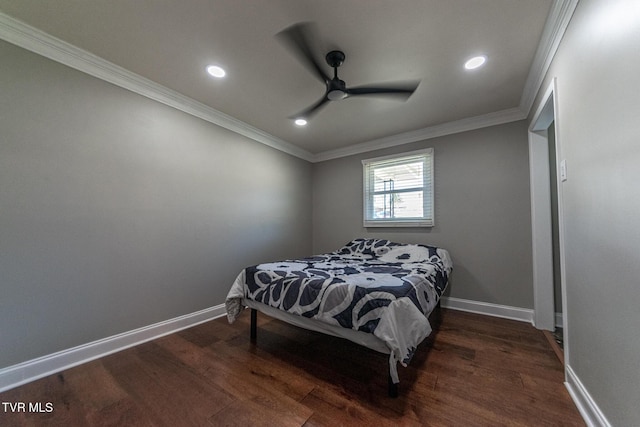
top-left (225, 238), bottom-right (452, 382)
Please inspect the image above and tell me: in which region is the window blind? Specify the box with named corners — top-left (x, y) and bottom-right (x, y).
top-left (362, 148), bottom-right (433, 227)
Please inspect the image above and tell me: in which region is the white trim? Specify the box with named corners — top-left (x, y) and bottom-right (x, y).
top-left (528, 79), bottom-right (559, 332)
top-left (0, 1), bottom-right (577, 164)
top-left (314, 107), bottom-right (526, 162)
top-left (551, 82), bottom-right (571, 369)
top-left (528, 129), bottom-right (555, 331)
top-left (0, 12), bottom-right (314, 163)
top-left (0, 304), bottom-right (226, 393)
top-left (565, 365), bottom-right (612, 427)
top-left (362, 148), bottom-right (434, 228)
top-left (519, 0), bottom-right (579, 115)
top-left (441, 297), bottom-right (534, 324)
top-left (313, 0), bottom-right (578, 163)
top-left (555, 312), bottom-right (564, 328)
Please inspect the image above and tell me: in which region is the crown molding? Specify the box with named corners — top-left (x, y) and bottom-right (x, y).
top-left (314, 0), bottom-right (579, 163)
top-left (1, 2), bottom-right (577, 165)
top-left (0, 12), bottom-right (315, 162)
top-left (313, 107), bottom-right (527, 162)
top-left (519, 0), bottom-right (579, 116)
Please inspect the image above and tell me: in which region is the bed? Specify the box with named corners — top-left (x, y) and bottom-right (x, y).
top-left (225, 238), bottom-right (452, 396)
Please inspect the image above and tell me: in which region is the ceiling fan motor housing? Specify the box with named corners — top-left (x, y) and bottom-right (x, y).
top-left (327, 78), bottom-right (347, 100)
top-left (325, 50), bottom-right (347, 100)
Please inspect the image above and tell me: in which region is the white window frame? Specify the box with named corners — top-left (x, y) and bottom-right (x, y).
top-left (362, 148), bottom-right (434, 228)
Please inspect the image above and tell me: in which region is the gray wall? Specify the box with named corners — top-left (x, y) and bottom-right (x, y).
top-left (530, 0), bottom-right (640, 425)
top-left (0, 40), bottom-right (312, 368)
top-left (312, 121), bottom-right (533, 309)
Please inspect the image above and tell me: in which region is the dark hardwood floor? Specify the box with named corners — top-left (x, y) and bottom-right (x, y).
top-left (0, 308), bottom-right (585, 426)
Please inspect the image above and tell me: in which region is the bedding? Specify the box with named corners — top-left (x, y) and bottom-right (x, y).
top-left (225, 238), bottom-right (452, 389)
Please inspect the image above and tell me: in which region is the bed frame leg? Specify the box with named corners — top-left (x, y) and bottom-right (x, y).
top-left (433, 300), bottom-right (443, 329)
top-left (250, 308), bottom-right (257, 343)
top-left (388, 374), bottom-right (398, 398)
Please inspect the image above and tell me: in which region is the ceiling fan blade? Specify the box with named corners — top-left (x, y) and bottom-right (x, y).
top-left (289, 95), bottom-right (330, 120)
top-left (346, 81), bottom-right (420, 100)
top-left (276, 22), bottom-right (330, 84)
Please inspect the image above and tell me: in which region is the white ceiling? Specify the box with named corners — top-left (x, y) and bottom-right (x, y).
top-left (0, 0), bottom-right (557, 158)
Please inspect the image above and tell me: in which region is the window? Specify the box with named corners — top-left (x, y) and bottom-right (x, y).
top-left (362, 148), bottom-right (434, 227)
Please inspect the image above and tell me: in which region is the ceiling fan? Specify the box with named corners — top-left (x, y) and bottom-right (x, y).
top-left (276, 22), bottom-right (420, 121)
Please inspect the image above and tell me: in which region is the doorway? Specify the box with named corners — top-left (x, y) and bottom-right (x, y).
top-left (528, 78), bottom-right (568, 364)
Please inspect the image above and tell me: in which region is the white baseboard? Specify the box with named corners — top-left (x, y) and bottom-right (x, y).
top-left (441, 296), bottom-right (534, 324)
top-left (0, 297), bottom-right (531, 392)
top-left (0, 304), bottom-right (226, 393)
top-left (565, 364), bottom-right (611, 427)
top-left (556, 311), bottom-right (564, 328)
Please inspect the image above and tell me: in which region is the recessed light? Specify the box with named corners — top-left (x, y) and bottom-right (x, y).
top-left (294, 118), bottom-right (307, 126)
top-left (464, 55), bottom-right (486, 70)
top-left (206, 65), bottom-right (226, 78)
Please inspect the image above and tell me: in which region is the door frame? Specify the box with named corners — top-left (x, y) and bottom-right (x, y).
top-left (528, 78), bottom-right (569, 363)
